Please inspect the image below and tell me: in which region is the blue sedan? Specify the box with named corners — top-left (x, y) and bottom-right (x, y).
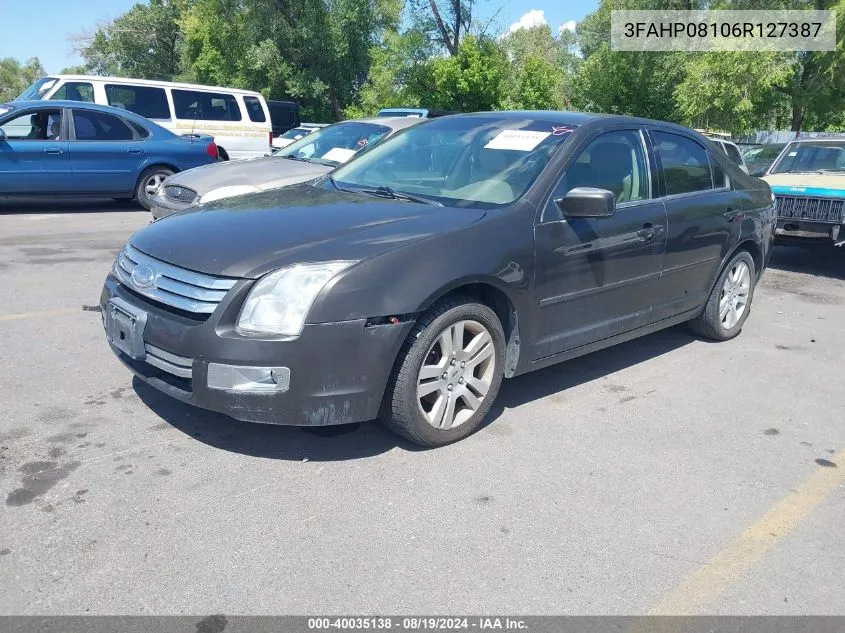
top-left (0, 100), bottom-right (219, 208)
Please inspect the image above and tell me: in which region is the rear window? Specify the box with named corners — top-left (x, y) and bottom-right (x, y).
top-left (243, 96), bottom-right (266, 123)
top-left (172, 90), bottom-right (242, 121)
top-left (50, 82), bottom-right (94, 103)
top-left (106, 85), bottom-right (171, 120)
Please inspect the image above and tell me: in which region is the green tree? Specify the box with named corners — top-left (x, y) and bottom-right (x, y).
top-left (501, 25), bottom-right (571, 109)
top-left (427, 35), bottom-right (508, 111)
top-left (0, 57), bottom-right (46, 102)
top-left (75, 0), bottom-right (184, 80)
top-left (674, 53), bottom-right (793, 133)
top-left (344, 28), bottom-right (433, 118)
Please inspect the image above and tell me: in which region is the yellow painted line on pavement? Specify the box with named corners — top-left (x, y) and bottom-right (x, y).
top-left (0, 308), bottom-right (84, 322)
top-left (649, 449), bottom-right (845, 615)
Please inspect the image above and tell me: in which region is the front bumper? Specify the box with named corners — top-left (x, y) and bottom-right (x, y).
top-left (100, 274), bottom-right (413, 425)
top-left (775, 219), bottom-right (844, 246)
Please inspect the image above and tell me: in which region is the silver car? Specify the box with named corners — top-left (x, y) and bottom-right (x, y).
top-left (150, 117), bottom-right (423, 220)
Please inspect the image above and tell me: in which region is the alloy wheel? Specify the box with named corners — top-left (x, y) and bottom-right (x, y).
top-left (416, 319), bottom-right (496, 430)
top-left (720, 260), bottom-right (751, 329)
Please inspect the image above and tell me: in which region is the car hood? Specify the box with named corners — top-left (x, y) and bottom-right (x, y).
top-left (764, 173), bottom-right (845, 199)
top-left (164, 156), bottom-right (332, 196)
top-left (130, 184), bottom-right (486, 279)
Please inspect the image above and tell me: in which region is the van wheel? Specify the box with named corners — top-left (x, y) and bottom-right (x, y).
top-left (689, 251), bottom-right (756, 341)
top-left (135, 166), bottom-right (174, 210)
top-left (380, 298), bottom-right (505, 447)
top-left (217, 147), bottom-right (229, 161)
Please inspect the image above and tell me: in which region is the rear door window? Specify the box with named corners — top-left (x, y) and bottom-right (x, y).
top-left (50, 82), bottom-right (94, 103)
top-left (172, 90), bottom-right (242, 121)
top-left (653, 131), bottom-right (713, 195)
top-left (243, 96), bottom-right (266, 123)
top-left (105, 85), bottom-right (171, 120)
top-left (72, 110), bottom-right (135, 141)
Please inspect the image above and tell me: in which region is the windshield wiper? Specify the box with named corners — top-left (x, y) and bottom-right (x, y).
top-left (357, 186), bottom-right (443, 206)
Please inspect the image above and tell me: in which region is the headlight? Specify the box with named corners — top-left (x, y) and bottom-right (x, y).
top-left (236, 261), bottom-right (356, 336)
top-left (199, 185), bottom-right (260, 204)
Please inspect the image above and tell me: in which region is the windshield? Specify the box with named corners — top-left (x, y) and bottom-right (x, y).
top-left (330, 115), bottom-right (577, 208)
top-left (15, 77), bottom-right (58, 101)
top-left (273, 121), bottom-right (391, 166)
top-left (770, 141), bottom-right (845, 173)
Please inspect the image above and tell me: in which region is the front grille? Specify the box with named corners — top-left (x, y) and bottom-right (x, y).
top-left (114, 244), bottom-right (237, 315)
top-left (775, 195), bottom-right (845, 223)
top-left (164, 185), bottom-right (198, 204)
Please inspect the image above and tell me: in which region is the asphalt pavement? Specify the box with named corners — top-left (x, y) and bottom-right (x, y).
top-left (0, 199), bottom-right (843, 615)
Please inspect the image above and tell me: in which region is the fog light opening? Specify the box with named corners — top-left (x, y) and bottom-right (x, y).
top-left (207, 363), bottom-right (291, 393)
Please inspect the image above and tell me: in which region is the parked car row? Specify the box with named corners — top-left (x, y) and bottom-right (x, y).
top-left (151, 116), bottom-right (422, 219)
top-left (99, 111), bottom-right (776, 447)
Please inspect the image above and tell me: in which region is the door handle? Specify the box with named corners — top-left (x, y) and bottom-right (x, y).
top-left (44, 148), bottom-right (63, 155)
top-left (637, 223), bottom-right (665, 240)
top-left (127, 148), bottom-right (142, 155)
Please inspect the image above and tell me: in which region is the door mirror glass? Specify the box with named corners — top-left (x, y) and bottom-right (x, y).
top-left (556, 187), bottom-right (616, 218)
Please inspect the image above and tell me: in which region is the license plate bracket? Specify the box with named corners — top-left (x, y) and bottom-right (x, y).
top-left (105, 297), bottom-right (148, 360)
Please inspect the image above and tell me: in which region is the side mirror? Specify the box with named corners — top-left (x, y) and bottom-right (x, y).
top-left (555, 187), bottom-right (616, 219)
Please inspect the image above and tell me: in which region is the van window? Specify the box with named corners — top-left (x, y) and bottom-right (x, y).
top-left (243, 96), bottom-right (266, 123)
top-left (106, 85), bottom-right (170, 120)
top-left (50, 82), bottom-right (94, 103)
top-left (653, 131), bottom-right (713, 195)
top-left (172, 90), bottom-right (242, 121)
top-left (72, 110), bottom-right (134, 141)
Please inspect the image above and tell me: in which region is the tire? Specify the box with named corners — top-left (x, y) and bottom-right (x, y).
top-left (380, 297), bottom-right (506, 447)
top-left (135, 166), bottom-right (174, 210)
top-left (689, 250), bottom-right (756, 341)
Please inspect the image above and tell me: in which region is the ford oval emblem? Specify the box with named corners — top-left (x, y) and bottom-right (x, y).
top-left (131, 264), bottom-right (157, 289)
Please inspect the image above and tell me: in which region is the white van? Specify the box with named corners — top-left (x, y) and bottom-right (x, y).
top-left (16, 75), bottom-right (272, 161)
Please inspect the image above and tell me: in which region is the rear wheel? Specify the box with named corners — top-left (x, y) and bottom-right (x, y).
top-left (689, 251), bottom-right (756, 341)
top-left (380, 298), bottom-right (505, 447)
top-left (135, 166), bottom-right (174, 210)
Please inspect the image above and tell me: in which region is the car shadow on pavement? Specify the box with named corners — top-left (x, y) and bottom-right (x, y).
top-left (132, 377), bottom-right (416, 461)
top-left (0, 197), bottom-right (146, 214)
top-left (768, 244), bottom-right (845, 281)
top-left (483, 325), bottom-right (695, 426)
top-left (134, 325), bottom-right (696, 460)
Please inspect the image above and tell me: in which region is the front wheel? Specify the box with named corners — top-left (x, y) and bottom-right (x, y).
top-left (135, 166), bottom-right (174, 210)
top-left (380, 298), bottom-right (506, 447)
top-left (689, 250), bottom-right (756, 341)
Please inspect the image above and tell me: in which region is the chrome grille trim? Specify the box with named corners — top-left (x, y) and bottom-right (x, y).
top-left (114, 244), bottom-right (237, 315)
top-left (775, 195), bottom-right (845, 223)
top-left (144, 344), bottom-right (192, 378)
top-left (164, 185), bottom-right (198, 204)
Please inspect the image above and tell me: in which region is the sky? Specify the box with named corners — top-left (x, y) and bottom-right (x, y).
top-left (0, 0), bottom-right (598, 75)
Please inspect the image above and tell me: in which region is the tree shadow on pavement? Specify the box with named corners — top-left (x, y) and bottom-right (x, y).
top-left (0, 197), bottom-right (145, 215)
top-left (768, 244), bottom-right (845, 281)
top-left (135, 325), bottom-right (697, 461)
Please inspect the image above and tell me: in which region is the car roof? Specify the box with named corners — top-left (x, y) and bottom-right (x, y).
top-left (8, 99), bottom-right (145, 115)
top-left (44, 75), bottom-right (264, 96)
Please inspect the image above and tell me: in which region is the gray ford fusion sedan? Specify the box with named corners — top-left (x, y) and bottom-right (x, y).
top-left (149, 117), bottom-right (422, 220)
top-left (102, 111), bottom-right (775, 447)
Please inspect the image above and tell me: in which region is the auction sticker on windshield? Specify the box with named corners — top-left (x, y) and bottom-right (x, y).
top-left (484, 130), bottom-right (551, 151)
top-left (322, 147), bottom-right (358, 163)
